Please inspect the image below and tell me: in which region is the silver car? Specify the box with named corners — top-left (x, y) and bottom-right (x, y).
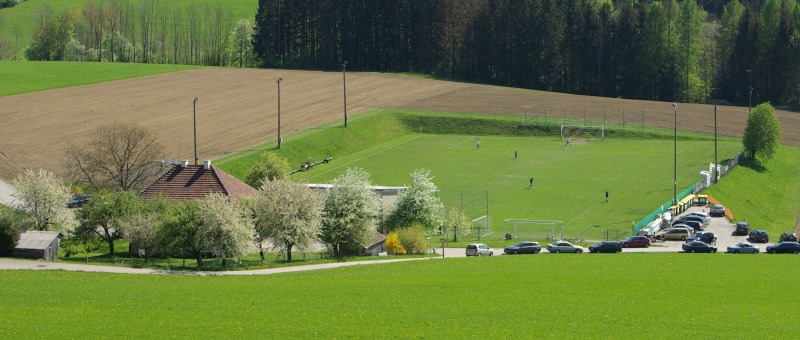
top-left (710, 204), bottom-right (726, 217)
top-left (466, 243), bottom-right (493, 256)
top-left (726, 242), bottom-right (760, 254)
top-left (546, 241), bottom-right (584, 253)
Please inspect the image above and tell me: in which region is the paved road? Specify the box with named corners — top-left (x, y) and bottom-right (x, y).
top-left (0, 179), bottom-right (16, 207)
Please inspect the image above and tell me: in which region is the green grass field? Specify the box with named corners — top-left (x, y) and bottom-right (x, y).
top-left (0, 61), bottom-right (200, 97)
top-left (1, 254), bottom-right (797, 337)
top-left (287, 128), bottom-right (740, 241)
top-left (0, 0), bottom-right (257, 61)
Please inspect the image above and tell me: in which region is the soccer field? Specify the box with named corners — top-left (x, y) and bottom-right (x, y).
top-left (294, 134), bottom-right (742, 239)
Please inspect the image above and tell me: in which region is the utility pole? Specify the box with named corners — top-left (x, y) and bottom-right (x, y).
top-left (276, 78), bottom-right (283, 149)
top-left (673, 102), bottom-right (678, 207)
top-left (193, 98), bottom-right (198, 165)
top-left (342, 61), bottom-right (348, 127)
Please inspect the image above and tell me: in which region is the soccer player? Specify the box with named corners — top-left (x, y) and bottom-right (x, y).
top-left (530, 177), bottom-right (534, 189)
top-left (605, 189), bottom-right (609, 202)
top-left (477, 139), bottom-right (480, 149)
top-left (564, 137), bottom-right (571, 146)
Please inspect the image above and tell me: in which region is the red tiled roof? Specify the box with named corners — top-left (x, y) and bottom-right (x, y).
top-left (140, 164), bottom-right (258, 201)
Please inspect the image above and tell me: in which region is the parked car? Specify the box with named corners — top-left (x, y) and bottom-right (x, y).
top-left (686, 212), bottom-right (712, 224)
top-left (67, 194), bottom-right (89, 208)
top-left (662, 228), bottom-right (691, 241)
top-left (749, 230), bottom-right (769, 243)
top-left (589, 241), bottom-right (622, 253)
top-left (547, 241), bottom-right (585, 253)
top-left (766, 242), bottom-right (800, 254)
top-left (619, 236), bottom-right (651, 248)
top-left (679, 220), bottom-right (705, 231)
top-left (466, 243), bottom-right (493, 256)
top-left (734, 222), bottom-right (751, 236)
top-left (688, 232), bottom-right (717, 244)
top-left (671, 224), bottom-right (695, 234)
top-left (504, 241), bottom-right (541, 255)
top-left (674, 215), bottom-right (708, 227)
top-left (779, 232), bottom-right (798, 242)
top-left (710, 204), bottom-right (726, 217)
top-left (682, 241), bottom-right (718, 253)
top-left (726, 242), bottom-right (760, 254)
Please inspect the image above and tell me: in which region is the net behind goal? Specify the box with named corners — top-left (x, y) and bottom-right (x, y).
top-left (561, 125), bottom-right (605, 140)
top-left (503, 219), bottom-right (563, 241)
top-left (470, 215), bottom-right (493, 240)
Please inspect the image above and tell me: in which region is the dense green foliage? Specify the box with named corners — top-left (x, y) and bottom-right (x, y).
top-left (0, 217), bottom-right (19, 256)
top-left (244, 152), bottom-right (290, 188)
top-left (2, 254), bottom-right (800, 337)
top-left (253, 0), bottom-right (800, 107)
top-left (0, 61), bottom-right (198, 97)
top-left (742, 102), bottom-right (782, 160)
top-left (704, 146), bottom-right (800, 236)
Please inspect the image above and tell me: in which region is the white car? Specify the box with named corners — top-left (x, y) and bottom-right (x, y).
top-left (685, 212), bottom-right (712, 224)
top-left (466, 243), bottom-right (493, 256)
top-left (546, 241), bottom-right (584, 253)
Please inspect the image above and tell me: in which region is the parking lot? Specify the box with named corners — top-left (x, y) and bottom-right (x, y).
top-left (441, 205), bottom-right (778, 257)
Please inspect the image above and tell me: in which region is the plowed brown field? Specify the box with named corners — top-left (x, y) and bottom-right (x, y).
top-left (0, 68), bottom-right (797, 181)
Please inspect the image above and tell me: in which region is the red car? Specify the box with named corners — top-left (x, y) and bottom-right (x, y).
top-left (619, 236), bottom-right (651, 248)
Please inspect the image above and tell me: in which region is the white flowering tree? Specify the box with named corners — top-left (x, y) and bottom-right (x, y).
top-left (383, 169), bottom-right (443, 232)
top-left (197, 193), bottom-right (256, 268)
top-left (252, 179), bottom-right (323, 262)
top-left (446, 205), bottom-right (472, 242)
top-left (322, 168), bottom-right (381, 256)
top-left (118, 213), bottom-right (160, 263)
top-left (12, 169), bottom-right (76, 233)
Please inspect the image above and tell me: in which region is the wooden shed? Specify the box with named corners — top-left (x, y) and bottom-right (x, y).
top-left (13, 231), bottom-right (62, 261)
top-left (361, 232), bottom-right (387, 256)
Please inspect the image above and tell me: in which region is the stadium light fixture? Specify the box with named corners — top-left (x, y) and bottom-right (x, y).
top-left (193, 97), bottom-right (199, 165)
top-left (673, 102), bottom-right (677, 207)
top-left (343, 61), bottom-right (348, 127)
top-left (277, 77), bottom-right (283, 149)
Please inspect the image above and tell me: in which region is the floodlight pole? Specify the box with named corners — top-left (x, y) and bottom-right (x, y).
top-left (342, 61), bottom-right (348, 127)
top-left (276, 77), bottom-right (283, 149)
top-left (673, 102), bottom-right (678, 207)
top-left (714, 105), bottom-right (718, 184)
top-left (193, 97), bottom-right (198, 165)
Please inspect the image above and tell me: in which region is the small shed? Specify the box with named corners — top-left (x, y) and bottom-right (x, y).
top-left (361, 232), bottom-right (387, 256)
top-left (13, 231), bottom-right (62, 261)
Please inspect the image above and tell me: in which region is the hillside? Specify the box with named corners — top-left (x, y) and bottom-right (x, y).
top-left (0, 67), bottom-right (797, 181)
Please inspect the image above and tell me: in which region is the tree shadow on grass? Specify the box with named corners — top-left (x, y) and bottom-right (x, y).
top-left (739, 157), bottom-right (766, 173)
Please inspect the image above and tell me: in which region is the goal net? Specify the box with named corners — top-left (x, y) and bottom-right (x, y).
top-left (560, 125), bottom-right (605, 140)
top-left (470, 215), bottom-right (493, 240)
top-left (503, 219), bottom-right (563, 241)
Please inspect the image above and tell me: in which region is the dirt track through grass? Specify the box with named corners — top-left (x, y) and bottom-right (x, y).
top-left (0, 67), bottom-right (796, 181)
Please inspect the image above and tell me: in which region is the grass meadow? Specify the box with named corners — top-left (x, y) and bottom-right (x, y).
top-left (0, 0), bottom-right (258, 61)
top-left (1, 254), bottom-right (798, 338)
top-left (0, 61), bottom-right (199, 97)
top-left (219, 110), bottom-right (742, 241)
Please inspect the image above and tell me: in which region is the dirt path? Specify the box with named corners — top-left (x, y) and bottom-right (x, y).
top-left (0, 68), bottom-right (797, 181)
top-left (0, 179), bottom-right (15, 207)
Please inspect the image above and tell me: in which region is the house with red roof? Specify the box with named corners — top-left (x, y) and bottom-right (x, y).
top-left (140, 160), bottom-right (257, 201)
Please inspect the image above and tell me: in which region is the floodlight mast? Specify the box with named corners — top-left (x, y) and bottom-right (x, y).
top-left (276, 77), bottom-right (283, 149)
top-left (673, 102), bottom-right (678, 207)
top-left (193, 97), bottom-right (199, 165)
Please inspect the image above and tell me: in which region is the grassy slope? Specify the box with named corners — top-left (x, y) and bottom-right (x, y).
top-left (219, 111), bottom-right (742, 240)
top-left (703, 146), bottom-right (800, 235)
top-left (0, 0), bottom-right (257, 60)
top-left (1, 254), bottom-right (798, 337)
top-left (0, 61), bottom-right (199, 97)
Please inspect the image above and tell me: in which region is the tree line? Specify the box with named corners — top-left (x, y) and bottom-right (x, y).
top-left (20, 0), bottom-right (255, 67)
top-left (253, 0), bottom-right (800, 108)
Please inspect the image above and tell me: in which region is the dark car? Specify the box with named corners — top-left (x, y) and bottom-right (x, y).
top-left (619, 236), bottom-right (651, 248)
top-left (589, 241), bottom-right (622, 253)
top-left (688, 232), bottom-right (717, 245)
top-left (680, 220), bottom-right (705, 231)
top-left (734, 222), bottom-right (751, 236)
top-left (749, 230), bottom-right (769, 243)
top-left (67, 194), bottom-right (89, 208)
top-left (710, 204), bottom-right (726, 217)
top-left (674, 215), bottom-right (708, 228)
top-left (766, 242), bottom-right (800, 254)
top-left (503, 241), bottom-right (542, 255)
top-left (682, 241), bottom-right (718, 253)
top-left (779, 232), bottom-right (798, 242)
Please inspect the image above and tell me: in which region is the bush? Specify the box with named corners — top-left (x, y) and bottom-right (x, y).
top-left (0, 217), bottom-right (20, 256)
top-left (385, 232), bottom-right (406, 255)
top-left (398, 223), bottom-right (428, 255)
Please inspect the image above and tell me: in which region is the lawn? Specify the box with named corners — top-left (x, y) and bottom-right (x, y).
top-left (0, 61), bottom-right (200, 97)
top-left (0, 0), bottom-right (258, 62)
top-left (0, 254), bottom-right (796, 337)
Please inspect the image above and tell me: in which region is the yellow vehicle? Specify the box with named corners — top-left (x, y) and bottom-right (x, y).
top-left (662, 228), bottom-right (691, 241)
top-left (694, 194), bottom-right (708, 206)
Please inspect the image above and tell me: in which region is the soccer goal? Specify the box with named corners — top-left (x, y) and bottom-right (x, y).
top-left (470, 215), bottom-right (493, 240)
top-left (560, 125), bottom-right (605, 140)
top-left (503, 219), bottom-right (563, 241)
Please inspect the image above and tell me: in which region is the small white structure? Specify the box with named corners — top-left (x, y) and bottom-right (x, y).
top-left (13, 231), bottom-right (62, 261)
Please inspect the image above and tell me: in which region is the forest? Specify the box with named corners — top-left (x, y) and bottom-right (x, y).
top-left (252, 0), bottom-right (800, 107)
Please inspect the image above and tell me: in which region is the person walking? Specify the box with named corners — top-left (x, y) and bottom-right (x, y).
top-left (530, 177), bottom-right (534, 189)
top-left (514, 150), bottom-right (518, 159)
top-left (477, 139), bottom-right (480, 149)
top-left (605, 189), bottom-right (609, 202)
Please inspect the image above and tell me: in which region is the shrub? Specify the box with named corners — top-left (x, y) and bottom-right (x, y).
top-left (385, 232), bottom-right (406, 255)
top-left (398, 223), bottom-right (428, 255)
top-left (0, 217), bottom-right (20, 256)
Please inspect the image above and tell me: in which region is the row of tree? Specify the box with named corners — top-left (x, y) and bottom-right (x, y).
top-left (19, 0), bottom-right (255, 67)
top-left (252, 0), bottom-right (800, 107)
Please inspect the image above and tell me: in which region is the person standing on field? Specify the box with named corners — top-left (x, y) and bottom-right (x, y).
top-left (514, 150), bottom-right (518, 159)
top-left (605, 189), bottom-right (609, 202)
top-left (530, 177), bottom-right (534, 189)
top-left (565, 137), bottom-right (572, 146)
top-left (477, 139), bottom-right (480, 149)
